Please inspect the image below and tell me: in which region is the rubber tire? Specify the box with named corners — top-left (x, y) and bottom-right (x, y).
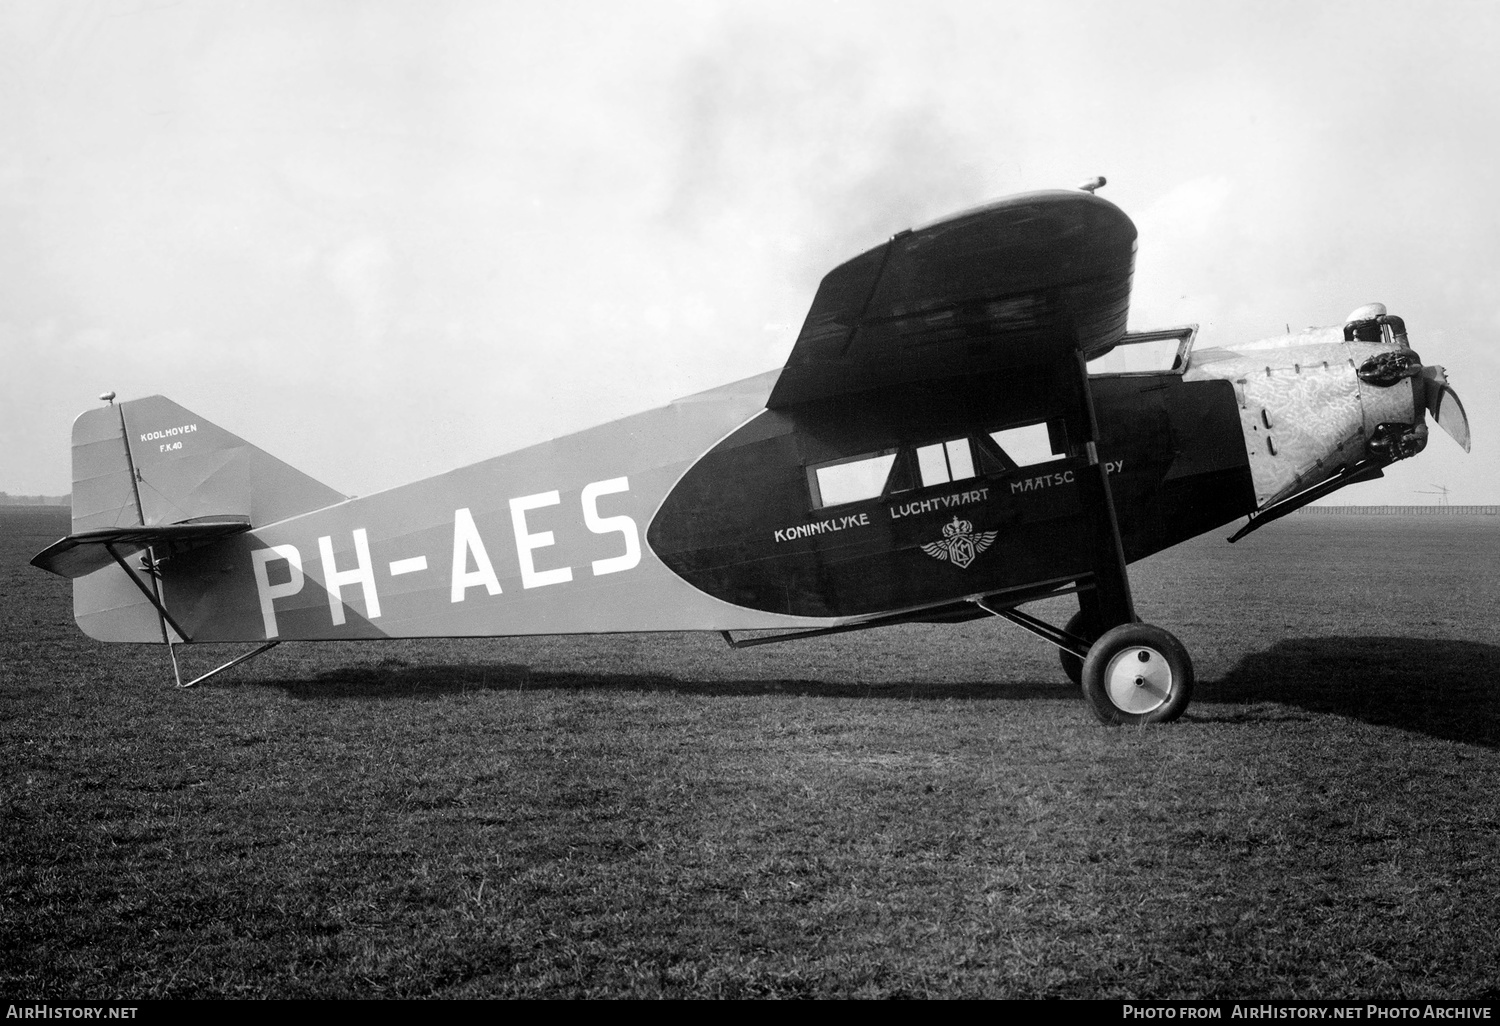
top-left (1058, 610), bottom-right (1100, 687)
top-left (1080, 623), bottom-right (1194, 725)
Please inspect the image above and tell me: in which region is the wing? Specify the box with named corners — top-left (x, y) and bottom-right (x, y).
top-left (973, 531), bottom-right (999, 555)
top-left (920, 541), bottom-right (950, 561)
top-left (767, 190), bottom-right (1137, 409)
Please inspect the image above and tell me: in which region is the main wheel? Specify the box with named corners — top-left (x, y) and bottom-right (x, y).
top-left (1058, 610), bottom-right (1100, 686)
top-left (1080, 623), bottom-right (1193, 725)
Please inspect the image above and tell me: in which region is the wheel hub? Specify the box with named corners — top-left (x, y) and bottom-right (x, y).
top-left (1103, 646), bottom-right (1173, 714)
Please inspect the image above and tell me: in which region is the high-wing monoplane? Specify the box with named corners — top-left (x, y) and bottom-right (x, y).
top-left (32, 183), bottom-right (1471, 723)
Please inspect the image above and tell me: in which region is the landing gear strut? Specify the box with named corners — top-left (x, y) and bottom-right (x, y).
top-left (1057, 609), bottom-right (1099, 687)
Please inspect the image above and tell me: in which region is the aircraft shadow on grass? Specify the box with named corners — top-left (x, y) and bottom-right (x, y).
top-left (1196, 635), bottom-right (1500, 749)
top-left (270, 634), bottom-right (1500, 747)
top-left (277, 661), bottom-right (1064, 704)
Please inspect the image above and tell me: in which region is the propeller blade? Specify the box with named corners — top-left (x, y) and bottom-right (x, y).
top-left (1422, 366), bottom-right (1471, 453)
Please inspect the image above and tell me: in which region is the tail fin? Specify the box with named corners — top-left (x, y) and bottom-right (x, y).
top-left (36, 395), bottom-right (348, 642)
top-left (34, 395), bottom-right (345, 606)
top-left (71, 395), bottom-right (345, 535)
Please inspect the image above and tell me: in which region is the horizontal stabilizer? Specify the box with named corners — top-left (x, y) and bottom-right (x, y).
top-left (30, 517), bottom-right (252, 579)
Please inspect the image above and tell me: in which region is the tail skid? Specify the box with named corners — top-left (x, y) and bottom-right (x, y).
top-left (168, 641), bottom-right (281, 689)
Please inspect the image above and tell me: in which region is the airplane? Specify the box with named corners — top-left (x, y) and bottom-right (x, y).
top-left (31, 181), bottom-right (1472, 724)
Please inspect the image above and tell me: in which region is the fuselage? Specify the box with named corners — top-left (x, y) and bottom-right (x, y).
top-left (42, 184), bottom-right (1458, 679)
top-left (68, 308), bottom-right (1433, 644)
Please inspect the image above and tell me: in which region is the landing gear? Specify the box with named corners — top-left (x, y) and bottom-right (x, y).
top-left (1058, 609), bottom-right (1099, 687)
top-left (974, 599), bottom-right (1194, 724)
top-left (1079, 623), bottom-right (1194, 725)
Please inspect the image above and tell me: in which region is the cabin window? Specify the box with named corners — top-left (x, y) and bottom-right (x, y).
top-left (990, 423), bottom-right (1065, 467)
top-left (915, 439), bottom-right (976, 487)
top-left (807, 427), bottom-right (1064, 510)
top-left (810, 450), bottom-right (899, 508)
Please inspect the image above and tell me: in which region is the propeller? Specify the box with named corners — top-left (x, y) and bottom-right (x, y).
top-left (1346, 305), bottom-right (1471, 455)
top-left (1420, 365), bottom-right (1471, 453)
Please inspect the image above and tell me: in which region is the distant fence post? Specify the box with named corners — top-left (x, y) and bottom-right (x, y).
top-left (1295, 505), bottom-right (1499, 516)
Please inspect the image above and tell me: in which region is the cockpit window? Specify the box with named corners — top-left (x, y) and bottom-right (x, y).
top-left (810, 450), bottom-right (898, 508)
top-left (990, 423), bottom-right (1065, 467)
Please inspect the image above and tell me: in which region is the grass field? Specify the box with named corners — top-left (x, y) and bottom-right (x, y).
top-left (3, 506), bottom-right (1499, 999)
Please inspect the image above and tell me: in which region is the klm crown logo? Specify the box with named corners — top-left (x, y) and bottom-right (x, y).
top-left (920, 516), bottom-right (997, 569)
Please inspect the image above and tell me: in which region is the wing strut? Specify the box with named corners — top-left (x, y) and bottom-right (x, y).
top-left (1067, 334), bottom-right (1137, 632)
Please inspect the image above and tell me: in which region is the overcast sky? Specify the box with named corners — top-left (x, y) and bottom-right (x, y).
top-left (3, 0), bottom-right (1497, 505)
